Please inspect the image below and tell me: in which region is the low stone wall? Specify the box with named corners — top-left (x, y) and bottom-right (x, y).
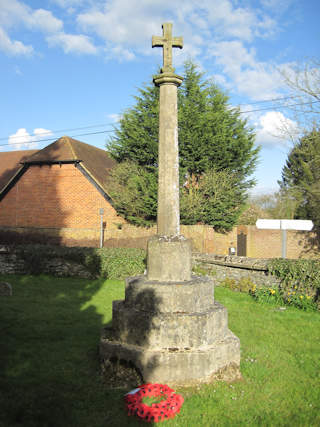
top-left (0, 252), bottom-right (25, 275)
top-left (0, 249), bottom-right (92, 278)
top-left (1, 246), bottom-right (278, 287)
top-left (193, 253), bottom-right (279, 287)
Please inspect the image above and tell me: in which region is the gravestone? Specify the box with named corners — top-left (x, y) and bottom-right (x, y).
top-left (100, 23), bottom-right (241, 385)
top-left (0, 282), bottom-right (12, 296)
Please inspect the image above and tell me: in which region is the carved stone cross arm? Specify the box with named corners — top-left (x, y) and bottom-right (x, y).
top-left (152, 22), bottom-right (183, 73)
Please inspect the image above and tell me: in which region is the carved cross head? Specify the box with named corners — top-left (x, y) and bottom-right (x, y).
top-left (152, 23), bottom-right (183, 73)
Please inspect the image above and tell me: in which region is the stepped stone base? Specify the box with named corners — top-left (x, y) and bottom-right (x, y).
top-left (100, 274), bottom-right (241, 386)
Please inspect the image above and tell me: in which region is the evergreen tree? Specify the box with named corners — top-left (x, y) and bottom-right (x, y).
top-left (178, 62), bottom-right (258, 184)
top-left (107, 61), bottom-right (259, 230)
top-left (280, 127), bottom-right (320, 227)
top-left (109, 83), bottom-right (159, 170)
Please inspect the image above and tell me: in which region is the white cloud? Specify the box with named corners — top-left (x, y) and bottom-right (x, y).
top-left (76, 0), bottom-right (277, 60)
top-left (255, 111), bottom-right (298, 147)
top-left (0, 27), bottom-right (33, 55)
top-left (26, 9), bottom-right (63, 33)
top-left (51, 0), bottom-right (85, 15)
top-left (212, 73), bottom-right (230, 88)
top-left (204, 0), bottom-right (258, 41)
top-left (261, 0), bottom-right (294, 14)
top-left (8, 128), bottom-right (53, 150)
top-left (0, 0), bottom-right (293, 90)
top-left (109, 45), bottom-right (135, 61)
top-left (46, 32), bottom-right (97, 54)
top-left (77, 3), bottom-right (161, 46)
top-left (0, 0), bottom-right (28, 29)
top-left (52, 0), bottom-right (84, 8)
top-left (0, 1), bottom-right (62, 33)
top-left (209, 40), bottom-right (287, 100)
top-left (202, 0), bottom-right (277, 41)
top-left (0, 0), bottom-right (95, 56)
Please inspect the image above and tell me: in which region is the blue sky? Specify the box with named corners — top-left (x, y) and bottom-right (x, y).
top-left (1, 0), bottom-right (319, 195)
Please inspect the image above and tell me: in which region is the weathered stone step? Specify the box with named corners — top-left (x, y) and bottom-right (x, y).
top-left (112, 300), bottom-right (229, 348)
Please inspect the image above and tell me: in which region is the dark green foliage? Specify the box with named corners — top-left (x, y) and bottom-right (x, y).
top-left (108, 84), bottom-right (159, 169)
top-left (280, 127), bottom-right (320, 227)
top-left (107, 161), bottom-right (158, 226)
top-left (178, 62), bottom-right (258, 181)
top-left (98, 247), bottom-right (146, 279)
top-left (180, 169), bottom-right (246, 231)
top-left (107, 61), bottom-right (259, 231)
top-left (13, 244), bottom-right (146, 279)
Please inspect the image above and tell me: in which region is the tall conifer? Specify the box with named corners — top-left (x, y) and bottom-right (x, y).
top-left (107, 61), bottom-right (259, 230)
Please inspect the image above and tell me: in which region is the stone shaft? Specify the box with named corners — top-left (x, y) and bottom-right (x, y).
top-left (147, 235), bottom-right (191, 281)
top-left (154, 73), bottom-right (183, 237)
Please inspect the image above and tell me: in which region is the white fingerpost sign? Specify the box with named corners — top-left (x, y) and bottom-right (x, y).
top-left (255, 219), bottom-right (314, 258)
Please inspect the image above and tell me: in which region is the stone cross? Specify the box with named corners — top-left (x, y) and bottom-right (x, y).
top-left (100, 22), bottom-right (241, 387)
top-left (148, 23), bottom-right (191, 281)
top-left (152, 23), bottom-right (183, 73)
top-left (151, 22), bottom-right (184, 240)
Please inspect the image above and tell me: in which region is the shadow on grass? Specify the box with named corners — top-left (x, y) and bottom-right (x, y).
top-left (0, 274), bottom-right (143, 427)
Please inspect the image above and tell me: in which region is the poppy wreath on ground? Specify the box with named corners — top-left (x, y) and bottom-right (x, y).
top-left (125, 383), bottom-right (184, 423)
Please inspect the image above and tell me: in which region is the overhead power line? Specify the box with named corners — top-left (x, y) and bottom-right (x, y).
top-left (0, 129), bottom-right (114, 148)
top-left (237, 94), bottom-right (302, 106)
top-left (0, 122), bottom-right (115, 143)
top-left (2, 98), bottom-right (319, 148)
top-left (239, 100), bottom-right (320, 114)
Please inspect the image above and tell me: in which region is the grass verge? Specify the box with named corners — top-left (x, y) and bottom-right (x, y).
top-left (0, 274), bottom-right (319, 426)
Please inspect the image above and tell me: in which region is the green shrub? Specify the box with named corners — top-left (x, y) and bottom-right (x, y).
top-left (249, 285), bottom-right (282, 306)
top-left (268, 258), bottom-right (320, 309)
top-left (98, 247), bottom-right (146, 279)
top-left (218, 265), bottom-right (318, 311)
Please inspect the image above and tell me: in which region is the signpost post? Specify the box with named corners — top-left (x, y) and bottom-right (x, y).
top-left (256, 219), bottom-right (314, 258)
top-left (99, 208), bottom-right (104, 248)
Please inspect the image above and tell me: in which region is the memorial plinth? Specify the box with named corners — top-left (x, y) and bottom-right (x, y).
top-left (100, 23), bottom-right (241, 386)
top-left (101, 274), bottom-right (240, 385)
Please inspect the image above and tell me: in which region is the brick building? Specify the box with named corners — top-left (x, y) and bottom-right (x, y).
top-left (0, 136), bottom-right (126, 246)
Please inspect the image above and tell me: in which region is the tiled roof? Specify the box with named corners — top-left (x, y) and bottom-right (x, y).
top-left (0, 149), bottom-right (37, 193)
top-left (0, 136), bottom-right (116, 197)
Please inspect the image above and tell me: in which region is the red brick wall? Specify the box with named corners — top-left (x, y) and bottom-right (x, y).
top-left (0, 164), bottom-right (125, 230)
top-left (244, 225), bottom-right (318, 259)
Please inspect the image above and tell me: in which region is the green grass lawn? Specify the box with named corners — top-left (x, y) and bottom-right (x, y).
top-left (0, 274), bottom-right (319, 427)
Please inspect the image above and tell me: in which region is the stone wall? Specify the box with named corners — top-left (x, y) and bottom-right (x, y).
top-left (193, 253), bottom-right (280, 287)
top-left (1, 245), bottom-right (279, 287)
top-left (0, 249), bottom-right (92, 278)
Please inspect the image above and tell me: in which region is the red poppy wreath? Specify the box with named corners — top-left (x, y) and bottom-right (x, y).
top-left (125, 383), bottom-right (184, 423)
